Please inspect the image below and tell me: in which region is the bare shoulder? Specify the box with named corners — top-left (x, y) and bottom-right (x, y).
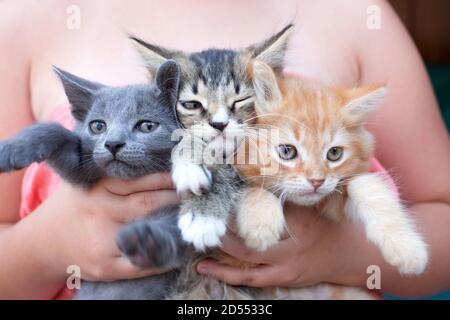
top-left (294, 0), bottom-right (450, 204)
top-left (349, 0), bottom-right (450, 203)
top-left (6, 0), bottom-right (146, 120)
top-left (0, 1), bottom-right (39, 222)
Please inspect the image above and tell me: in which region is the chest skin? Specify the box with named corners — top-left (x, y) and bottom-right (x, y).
top-left (30, 0), bottom-right (361, 122)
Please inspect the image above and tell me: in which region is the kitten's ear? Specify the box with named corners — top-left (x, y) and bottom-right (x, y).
top-left (53, 66), bottom-right (103, 121)
top-left (245, 24), bottom-right (294, 73)
top-left (130, 35), bottom-right (182, 75)
top-left (155, 60), bottom-right (180, 106)
top-left (252, 61), bottom-right (282, 114)
top-left (343, 86), bottom-right (387, 124)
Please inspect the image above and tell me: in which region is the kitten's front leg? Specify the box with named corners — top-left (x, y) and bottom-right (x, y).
top-left (172, 161), bottom-right (212, 196)
top-left (345, 173), bottom-right (428, 275)
top-left (117, 207), bottom-right (187, 269)
top-left (178, 166), bottom-right (242, 251)
top-left (237, 187), bottom-right (285, 251)
top-left (171, 135), bottom-right (212, 195)
top-left (0, 122), bottom-right (79, 172)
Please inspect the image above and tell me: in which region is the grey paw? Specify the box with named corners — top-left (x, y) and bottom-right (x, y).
top-left (117, 221), bottom-right (179, 269)
top-left (0, 144), bottom-right (25, 172)
top-left (0, 143), bottom-right (48, 172)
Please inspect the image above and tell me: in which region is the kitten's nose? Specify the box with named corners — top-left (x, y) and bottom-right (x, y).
top-left (209, 121), bottom-right (228, 132)
top-left (105, 141), bottom-right (126, 156)
top-left (309, 179), bottom-right (325, 191)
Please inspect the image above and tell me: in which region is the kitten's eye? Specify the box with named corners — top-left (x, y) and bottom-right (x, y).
top-left (277, 144), bottom-right (297, 160)
top-left (181, 101), bottom-right (203, 110)
top-left (89, 120), bottom-right (107, 134)
top-left (136, 120), bottom-right (159, 133)
top-left (231, 96), bottom-right (253, 112)
top-left (327, 146), bottom-right (344, 162)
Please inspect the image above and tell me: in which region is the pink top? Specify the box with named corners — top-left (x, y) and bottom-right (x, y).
top-left (19, 104), bottom-right (394, 299)
top-left (19, 104), bottom-right (75, 299)
top-left (20, 105), bottom-right (75, 220)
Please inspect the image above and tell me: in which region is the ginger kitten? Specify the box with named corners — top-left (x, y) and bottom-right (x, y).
top-left (235, 62), bottom-right (428, 277)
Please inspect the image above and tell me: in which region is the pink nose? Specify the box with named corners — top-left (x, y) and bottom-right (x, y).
top-left (308, 179), bottom-right (325, 191)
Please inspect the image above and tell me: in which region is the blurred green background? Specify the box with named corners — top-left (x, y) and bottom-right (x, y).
top-left (428, 65), bottom-right (450, 130)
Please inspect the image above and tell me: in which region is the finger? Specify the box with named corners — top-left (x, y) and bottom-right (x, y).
top-left (102, 172), bottom-right (174, 195)
top-left (110, 190), bottom-right (180, 222)
top-left (196, 259), bottom-right (282, 287)
top-left (109, 257), bottom-right (171, 280)
top-left (220, 233), bottom-right (290, 264)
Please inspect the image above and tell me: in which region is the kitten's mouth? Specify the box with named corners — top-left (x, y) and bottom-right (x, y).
top-left (288, 192), bottom-right (326, 206)
top-left (105, 159), bottom-right (132, 169)
top-left (303, 191), bottom-right (320, 195)
top-left (102, 159), bottom-right (140, 179)
top-left (209, 132), bottom-right (228, 141)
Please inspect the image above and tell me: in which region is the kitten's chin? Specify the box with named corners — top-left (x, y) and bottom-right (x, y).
top-left (206, 135), bottom-right (243, 158)
top-left (102, 160), bottom-right (141, 180)
top-left (286, 193), bottom-right (326, 206)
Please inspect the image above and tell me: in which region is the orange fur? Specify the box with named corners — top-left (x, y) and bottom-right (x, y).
top-left (192, 74), bottom-right (426, 299)
top-left (237, 75), bottom-right (382, 219)
top-left (216, 75), bottom-right (383, 283)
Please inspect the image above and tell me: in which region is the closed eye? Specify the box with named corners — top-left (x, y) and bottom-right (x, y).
top-left (231, 96), bottom-right (253, 111)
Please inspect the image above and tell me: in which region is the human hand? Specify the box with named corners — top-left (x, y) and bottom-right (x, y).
top-left (196, 203), bottom-right (381, 288)
top-left (41, 172), bottom-right (179, 282)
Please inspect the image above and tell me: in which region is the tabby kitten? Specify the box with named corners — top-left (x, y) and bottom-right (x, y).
top-left (128, 25), bottom-right (294, 251)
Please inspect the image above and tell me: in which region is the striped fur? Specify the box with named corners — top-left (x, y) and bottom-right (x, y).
top-left (130, 24), bottom-right (294, 146)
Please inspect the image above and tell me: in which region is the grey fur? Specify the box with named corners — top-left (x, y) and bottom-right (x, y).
top-left (117, 207), bottom-right (187, 270)
top-left (130, 24), bottom-right (294, 130)
top-left (0, 60), bottom-right (181, 185)
top-left (114, 25), bottom-right (294, 300)
top-left (130, 25), bottom-right (293, 232)
top-left (179, 165), bottom-right (245, 228)
top-left (0, 61), bottom-right (189, 299)
top-left (113, 207), bottom-right (256, 300)
top-left (1, 27), bottom-right (295, 300)
top-left (76, 270), bottom-right (179, 300)
top-left (77, 208), bottom-right (183, 300)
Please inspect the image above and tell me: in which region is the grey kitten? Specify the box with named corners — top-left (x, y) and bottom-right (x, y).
top-left (129, 24), bottom-right (294, 252)
top-left (0, 60), bottom-right (184, 299)
top-left (0, 60), bottom-right (180, 185)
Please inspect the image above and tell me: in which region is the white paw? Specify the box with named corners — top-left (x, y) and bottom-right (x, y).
top-left (178, 212), bottom-right (226, 251)
top-left (239, 216), bottom-right (285, 251)
top-left (171, 162), bottom-right (212, 196)
top-left (381, 233), bottom-right (428, 275)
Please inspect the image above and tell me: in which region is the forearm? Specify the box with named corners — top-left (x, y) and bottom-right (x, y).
top-left (333, 201), bottom-right (450, 297)
top-left (0, 202), bottom-right (67, 299)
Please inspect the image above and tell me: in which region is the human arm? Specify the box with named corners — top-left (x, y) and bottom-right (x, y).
top-left (0, 174), bottom-right (179, 299)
